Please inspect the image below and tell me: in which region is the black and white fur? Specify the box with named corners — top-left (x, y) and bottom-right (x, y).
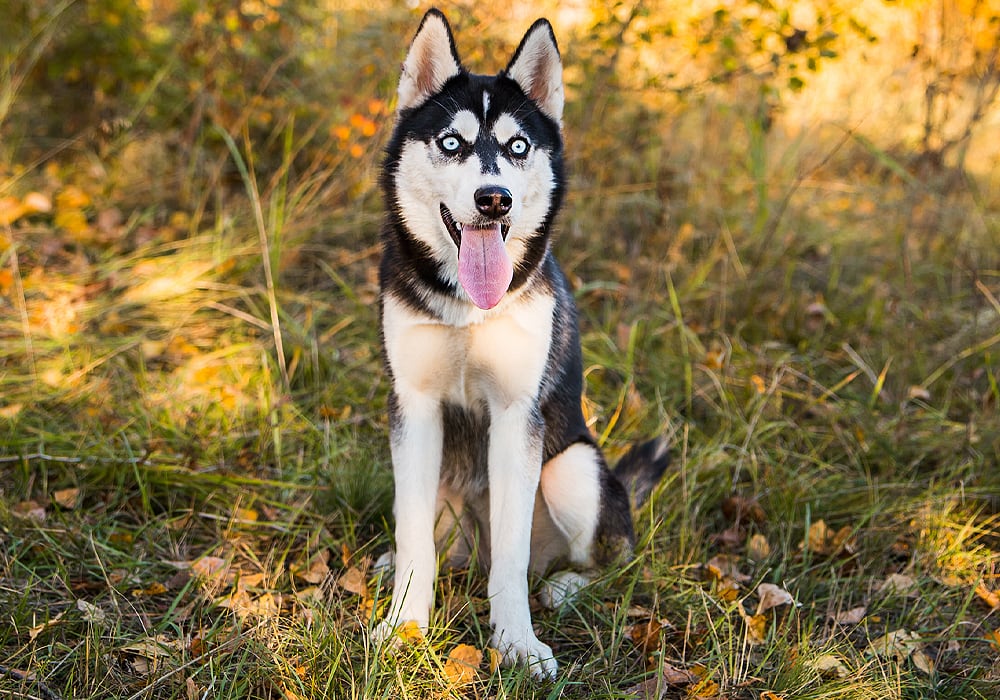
top-left (376, 10), bottom-right (669, 679)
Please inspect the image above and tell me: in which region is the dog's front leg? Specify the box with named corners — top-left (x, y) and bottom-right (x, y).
top-left (377, 391), bottom-right (442, 639)
top-left (487, 400), bottom-right (557, 679)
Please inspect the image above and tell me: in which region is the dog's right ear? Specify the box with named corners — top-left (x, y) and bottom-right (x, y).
top-left (397, 9), bottom-right (462, 112)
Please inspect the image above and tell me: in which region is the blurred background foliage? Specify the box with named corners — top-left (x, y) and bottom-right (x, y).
top-left (1, 0), bottom-right (999, 465)
top-left (0, 0), bottom-right (998, 461)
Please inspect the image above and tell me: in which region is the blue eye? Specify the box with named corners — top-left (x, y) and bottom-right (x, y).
top-left (507, 137), bottom-right (529, 157)
top-left (439, 135), bottom-right (463, 153)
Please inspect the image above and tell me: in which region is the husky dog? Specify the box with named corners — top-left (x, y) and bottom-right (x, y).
top-left (376, 9), bottom-right (670, 679)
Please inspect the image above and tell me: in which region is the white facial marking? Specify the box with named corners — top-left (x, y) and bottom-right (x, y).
top-left (483, 90), bottom-right (490, 115)
top-left (448, 110), bottom-right (479, 144)
top-left (493, 114), bottom-right (521, 144)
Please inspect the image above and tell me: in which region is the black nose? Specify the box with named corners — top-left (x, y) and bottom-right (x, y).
top-left (474, 186), bottom-right (513, 219)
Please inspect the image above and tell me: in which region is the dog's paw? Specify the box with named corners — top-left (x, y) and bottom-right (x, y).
top-left (491, 629), bottom-right (558, 680)
top-left (538, 570), bottom-right (589, 609)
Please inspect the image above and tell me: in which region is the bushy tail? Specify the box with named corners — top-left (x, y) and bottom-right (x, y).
top-left (613, 436), bottom-right (670, 508)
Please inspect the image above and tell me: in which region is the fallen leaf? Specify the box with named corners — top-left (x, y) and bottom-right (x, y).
top-left (865, 628), bottom-right (921, 661)
top-left (13, 500), bottom-right (46, 521)
top-left (52, 487), bottom-right (80, 509)
top-left (802, 519), bottom-right (855, 556)
top-left (292, 549), bottom-right (331, 584)
top-left (985, 629), bottom-right (1000, 652)
top-left (23, 192), bottom-right (52, 214)
top-left (877, 573), bottom-right (917, 597)
top-left (77, 599), bottom-right (106, 624)
top-left (809, 653), bottom-right (849, 678)
top-left (29, 610), bottom-right (66, 640)
top-left (338, 566), bottom-right (368, 597)
top-left (628, 617), bottom-right (667, 656)
top-left (131, 582), bottom-right (168, 598)
top-left (975, 583), bottom-right (1000, 609)
top-left (624, 662), bottom-right (697, 699)
top-left (721, 495), bottom-right (767, 525)
top-left (488, 647), bottom-right (503, 673)
top-left (756, 583), bottom-right (794, 613)
top-left (760, 692), bottom-right (785, 700)
top-left (706, 554), bottom-right (751, 583)
top-left (830, 606), bottom-right (866, 625)
top-left (911, 648), bottom-right (935, 675)
top-left (743, 611), bottom-right (768, 644)
top-left (397, 620), bottom-right (424, 644)
top-left (747, 534), bottom-right (771, 563)
top-left (687, 677), bottom-right (720, 699)
top-left (443, 643), bottom-right (482, 687)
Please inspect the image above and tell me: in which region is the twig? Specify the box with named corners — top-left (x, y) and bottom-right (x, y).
top-left (0, 664), bottom-right (64, 700)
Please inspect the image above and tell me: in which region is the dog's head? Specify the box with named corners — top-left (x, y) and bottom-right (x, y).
top-left (383, 10), bottom-right (564, 310)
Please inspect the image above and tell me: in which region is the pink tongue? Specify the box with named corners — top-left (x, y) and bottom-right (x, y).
top-left (457, 223), bottom-right (513, 310)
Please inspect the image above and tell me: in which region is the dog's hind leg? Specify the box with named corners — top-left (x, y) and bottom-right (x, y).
top-left (533, 441), bottom-right (639, 607)
top-left (535, 442), bottom-right (603, 569)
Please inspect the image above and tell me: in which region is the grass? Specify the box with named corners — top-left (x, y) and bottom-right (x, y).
top-left (2, 1), bottom-right (1000, 698)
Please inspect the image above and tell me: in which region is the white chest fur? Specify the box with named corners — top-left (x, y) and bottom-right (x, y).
top-left (382, 292), bottom-right (555, 410)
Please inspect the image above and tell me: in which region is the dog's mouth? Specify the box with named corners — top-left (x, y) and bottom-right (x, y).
top-left (439, 204), bottom-right (510, 247)
top-left (439, 203), bottom-right (514, 310)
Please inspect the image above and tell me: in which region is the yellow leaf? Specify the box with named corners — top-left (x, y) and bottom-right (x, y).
top-left (443, 643), bottom-right (482, 687)
top-left (396, 620), bottom-right (424, 644)
top-left (131, 582), bottom-right (168, 598)
top-left (750, 374), bottom-right (766, 394)
top-left (233, 507), bottom-right (258, 523)
top-left (986, 629), bottom-right (1000, 652)
top-left (55, 185), bottom-right (91, 210)
top-left (0, 196), bottom-right (27, 225)
top-left (760, 692), bottom-right (786, 700)
top-left (744, 612), bottom-right (768, 643)
top-left (54, 208), bottom-right (90, 238)
top-left (488, 647), bottom-right (503, 673)
top-left (686, 677), bottom-right (719, 699)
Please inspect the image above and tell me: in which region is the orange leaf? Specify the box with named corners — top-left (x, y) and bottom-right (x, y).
top-left (986, 629), bottom-right (1000, 652)
top-left (443, 643), bottom-right (482, 687)
top-left (0, 196), bottom-right (27, 225)
top-left (53, 487), bottom-right (81, 509)
top-left (975, 583), bottom-right (1000, 609)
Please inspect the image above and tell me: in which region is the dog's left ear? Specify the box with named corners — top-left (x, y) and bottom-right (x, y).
top-left (505, 19), bottom-right (564, 125)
